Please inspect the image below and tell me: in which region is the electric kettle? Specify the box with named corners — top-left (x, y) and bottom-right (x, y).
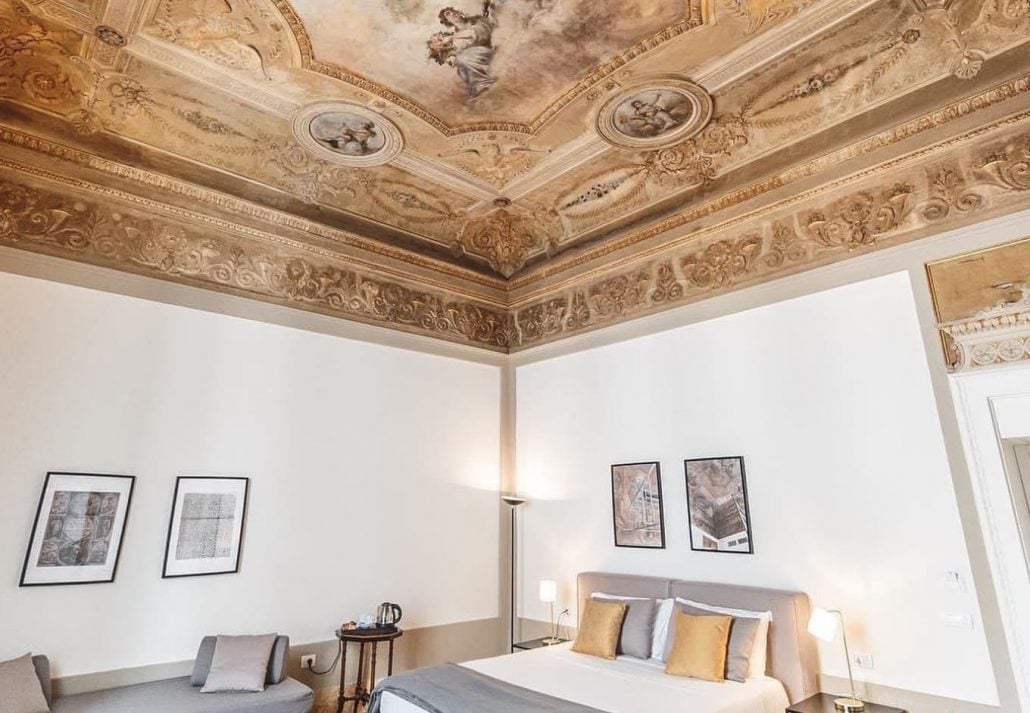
top-left (376, 602), bottom-right (402, 627)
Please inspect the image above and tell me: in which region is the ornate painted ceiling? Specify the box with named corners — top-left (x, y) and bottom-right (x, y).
top-left (1, 0), bottom-right (1029, 352)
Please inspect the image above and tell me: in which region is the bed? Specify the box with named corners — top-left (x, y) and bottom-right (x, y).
top-left (377, 572), bottom-right (819, 713)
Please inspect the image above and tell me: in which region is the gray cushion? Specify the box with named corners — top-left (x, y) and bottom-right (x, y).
top-left (201, 634), bottom-right (278, 693)
top-left (664, 602), bottom-right (759, 682)
top-left (0, 653), bottom-right (51, 713)
top-left (192, 635), bottom-right (289, 687)
top-left (591, 595), bottom-right (656, 659)
top-left (33, 655), bottom-right (52, 706)
top-left (51, 676), bottom-right (312, 713)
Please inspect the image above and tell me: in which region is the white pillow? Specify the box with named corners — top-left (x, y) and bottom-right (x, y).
top-left (650, 598), bottom-right (674, 661)
top-left (675, 597), bottom-right (772, 678)
top-left (591, 592), bottom-right (658, 659)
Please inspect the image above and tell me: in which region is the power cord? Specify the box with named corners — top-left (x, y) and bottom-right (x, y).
top-left (306, 634), bottom-right (343, 676)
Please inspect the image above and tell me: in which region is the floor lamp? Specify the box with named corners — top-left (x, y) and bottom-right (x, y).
top-left (501, 495), bottom-right (526, 651)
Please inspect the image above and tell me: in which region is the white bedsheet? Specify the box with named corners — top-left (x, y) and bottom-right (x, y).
top-left (380, 643), bottom-right (788, 713)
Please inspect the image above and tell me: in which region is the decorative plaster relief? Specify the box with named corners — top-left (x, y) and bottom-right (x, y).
top-left (0, 176), bottom-right (512, 351)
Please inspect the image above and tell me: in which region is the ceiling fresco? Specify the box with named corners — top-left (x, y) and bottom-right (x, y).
top-left (294, 0), bottom-right (705, 126)
top-left (1, 0), bottom-right (1029, 351)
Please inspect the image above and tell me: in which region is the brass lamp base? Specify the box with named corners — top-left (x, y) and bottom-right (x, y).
top-left (541, 637), bottom-right (563, 645)
top-left (834, 697), bottom-right (865, 712)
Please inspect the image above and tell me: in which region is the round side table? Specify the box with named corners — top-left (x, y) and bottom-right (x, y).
top-left (335, 628), bottom-right (403, 713)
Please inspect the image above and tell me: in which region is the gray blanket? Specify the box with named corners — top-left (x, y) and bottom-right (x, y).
top-left (367, 663), bottom-right (605, 713)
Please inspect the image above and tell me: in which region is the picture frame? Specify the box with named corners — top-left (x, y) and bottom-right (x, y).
top-left (163, 476), bottom-right (250, 578)
top-left (20, 472), bottom-right (136, 586)
top-left (684, 456), bottom-right (754, 554)
top-left (610, 461), bottom-right (666, 549)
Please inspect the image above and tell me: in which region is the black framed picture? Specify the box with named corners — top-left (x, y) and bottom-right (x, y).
top-left (163, 476), bottom-right (250, 578)
top-left (611, 461), bottom-right (666, 549)
top-left (684, 457), bottom-right (754, 554)
top-left (20, 472), bottom-right (136, 586)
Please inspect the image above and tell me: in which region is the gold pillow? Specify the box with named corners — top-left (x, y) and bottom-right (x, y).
top-left (571, 599), bottom-right (628, 659)
top-left (664, 611), bottom-right (732, 682)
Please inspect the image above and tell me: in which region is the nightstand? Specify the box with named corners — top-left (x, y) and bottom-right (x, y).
top-left (513, 637), bottom-right (568, 651)
top-left (787, 694), bottom-right (907, 713)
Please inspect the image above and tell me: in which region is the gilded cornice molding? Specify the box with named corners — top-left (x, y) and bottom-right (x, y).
top-left (510, 72), bottom-right (1030, 289)
top-left (0, 128), bottom-right (509, 294)
top-left (3, 108), bottom-right (1030, 352)
top-left (0, 174), bottom-right (514, 351)
top-left (506, 121), bottom-right (1030, 351)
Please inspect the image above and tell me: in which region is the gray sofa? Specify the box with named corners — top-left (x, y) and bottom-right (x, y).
top-left (33, 636), bottom-right (313, 713)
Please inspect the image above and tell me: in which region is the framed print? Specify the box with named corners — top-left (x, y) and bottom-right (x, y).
top-left (611, 462), bottom-right (665, 549)
top-left (163, 476), bottom-right (249, 578)
top-left (20, 472), bottom-right (135, 586)
top-left (684, 457), bottom-right (754, 554)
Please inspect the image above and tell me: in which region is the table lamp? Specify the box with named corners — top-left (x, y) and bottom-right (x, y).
top-left (808, 607), bottom-right (864, 712)
top-left (539, 579), bottom-right (562, 645)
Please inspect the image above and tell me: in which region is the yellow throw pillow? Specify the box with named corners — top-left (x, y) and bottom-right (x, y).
top-left (664, 611), bottom-right (732, 682)
top-left (571, 599), bottom-right (628, 659)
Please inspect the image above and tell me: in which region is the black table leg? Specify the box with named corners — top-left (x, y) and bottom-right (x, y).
top-left (387, 639), bottom-right (395, 676)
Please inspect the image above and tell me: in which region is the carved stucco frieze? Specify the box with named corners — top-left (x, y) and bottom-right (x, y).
top-left (509, 127), bottom-right (1030, 351)
top-left (0, 177), bottom-right (512, 351)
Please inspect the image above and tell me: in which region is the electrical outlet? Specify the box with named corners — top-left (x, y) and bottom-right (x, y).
top-left (300, 654), bottom-right (316, 670)
top-left (852, 652), bottom-right (875, 670)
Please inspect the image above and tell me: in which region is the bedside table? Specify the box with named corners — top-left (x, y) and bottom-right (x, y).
top-left (787, 694), bottom-right (907, 713)
top-left (513, 637), bottom-right (568, 651)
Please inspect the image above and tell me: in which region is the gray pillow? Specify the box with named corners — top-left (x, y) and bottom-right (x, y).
top-left (192, 635), bottom-right (289, 686)
top-left (200, 634), bottom-right (278, 693)
top-left (31, 656), bottom-right (51, 707)
top-left (0, 653), bottom-right (51, 713)
top-left (591, 595), bottom-right (656, 659)
top-left (664, 602), bottom-right (759, 682)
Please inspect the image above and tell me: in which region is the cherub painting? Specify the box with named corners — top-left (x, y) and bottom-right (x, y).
top-left (309, 112), bottom-right (386, 157)
top-left (613, 90), bottom-right (695, 139)
top-left (427, 4), bottom-right (498, 99)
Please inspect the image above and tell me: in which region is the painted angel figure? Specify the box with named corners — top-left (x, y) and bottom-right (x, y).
top-left (427, 5), bottom-right (498, 99)
top-left (618, 93), bottom-right (692, 138)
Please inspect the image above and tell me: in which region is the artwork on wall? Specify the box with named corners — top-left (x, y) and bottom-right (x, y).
top-left (20, 472), bottom-right (136, 586)
top-left (163, 476), bottom-right (250, 578)
top-left (611, 461), bottom-right (665, 549)
top-left (684, 457), bottom-right (754, 554)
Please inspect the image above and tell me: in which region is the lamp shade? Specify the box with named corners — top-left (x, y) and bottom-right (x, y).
top-left (808, 607), bottom-right (841, 642)
top-left (539, 579), bottom-right (557, 603)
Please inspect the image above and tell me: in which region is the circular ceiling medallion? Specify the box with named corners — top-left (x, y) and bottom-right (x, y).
top-left (597, 78), bottom-right (713, 150)
top-left (94, 25), bottom-right (127, 47)
top-left (291, 102), bottom-right (403, 167)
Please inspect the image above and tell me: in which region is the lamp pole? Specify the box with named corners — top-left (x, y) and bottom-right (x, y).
top-left (501, 495), bottom-right (525, 652)
top-left (831, 609), bottom-right (864, 712)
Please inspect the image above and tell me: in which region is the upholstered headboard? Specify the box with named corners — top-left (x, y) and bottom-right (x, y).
top-left (577, 572), bottom-right (819, 704)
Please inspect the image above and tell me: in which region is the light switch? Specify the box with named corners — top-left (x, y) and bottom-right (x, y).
top-left (942, 612), bottom-right (974, 629)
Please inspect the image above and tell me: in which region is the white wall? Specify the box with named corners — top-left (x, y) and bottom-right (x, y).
top-left (951, 371), bottom-right (1030, 711)
top-left (0, 271), bottom-right (501, 677)
top-left (515, 271), bottom-right (998, 705)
